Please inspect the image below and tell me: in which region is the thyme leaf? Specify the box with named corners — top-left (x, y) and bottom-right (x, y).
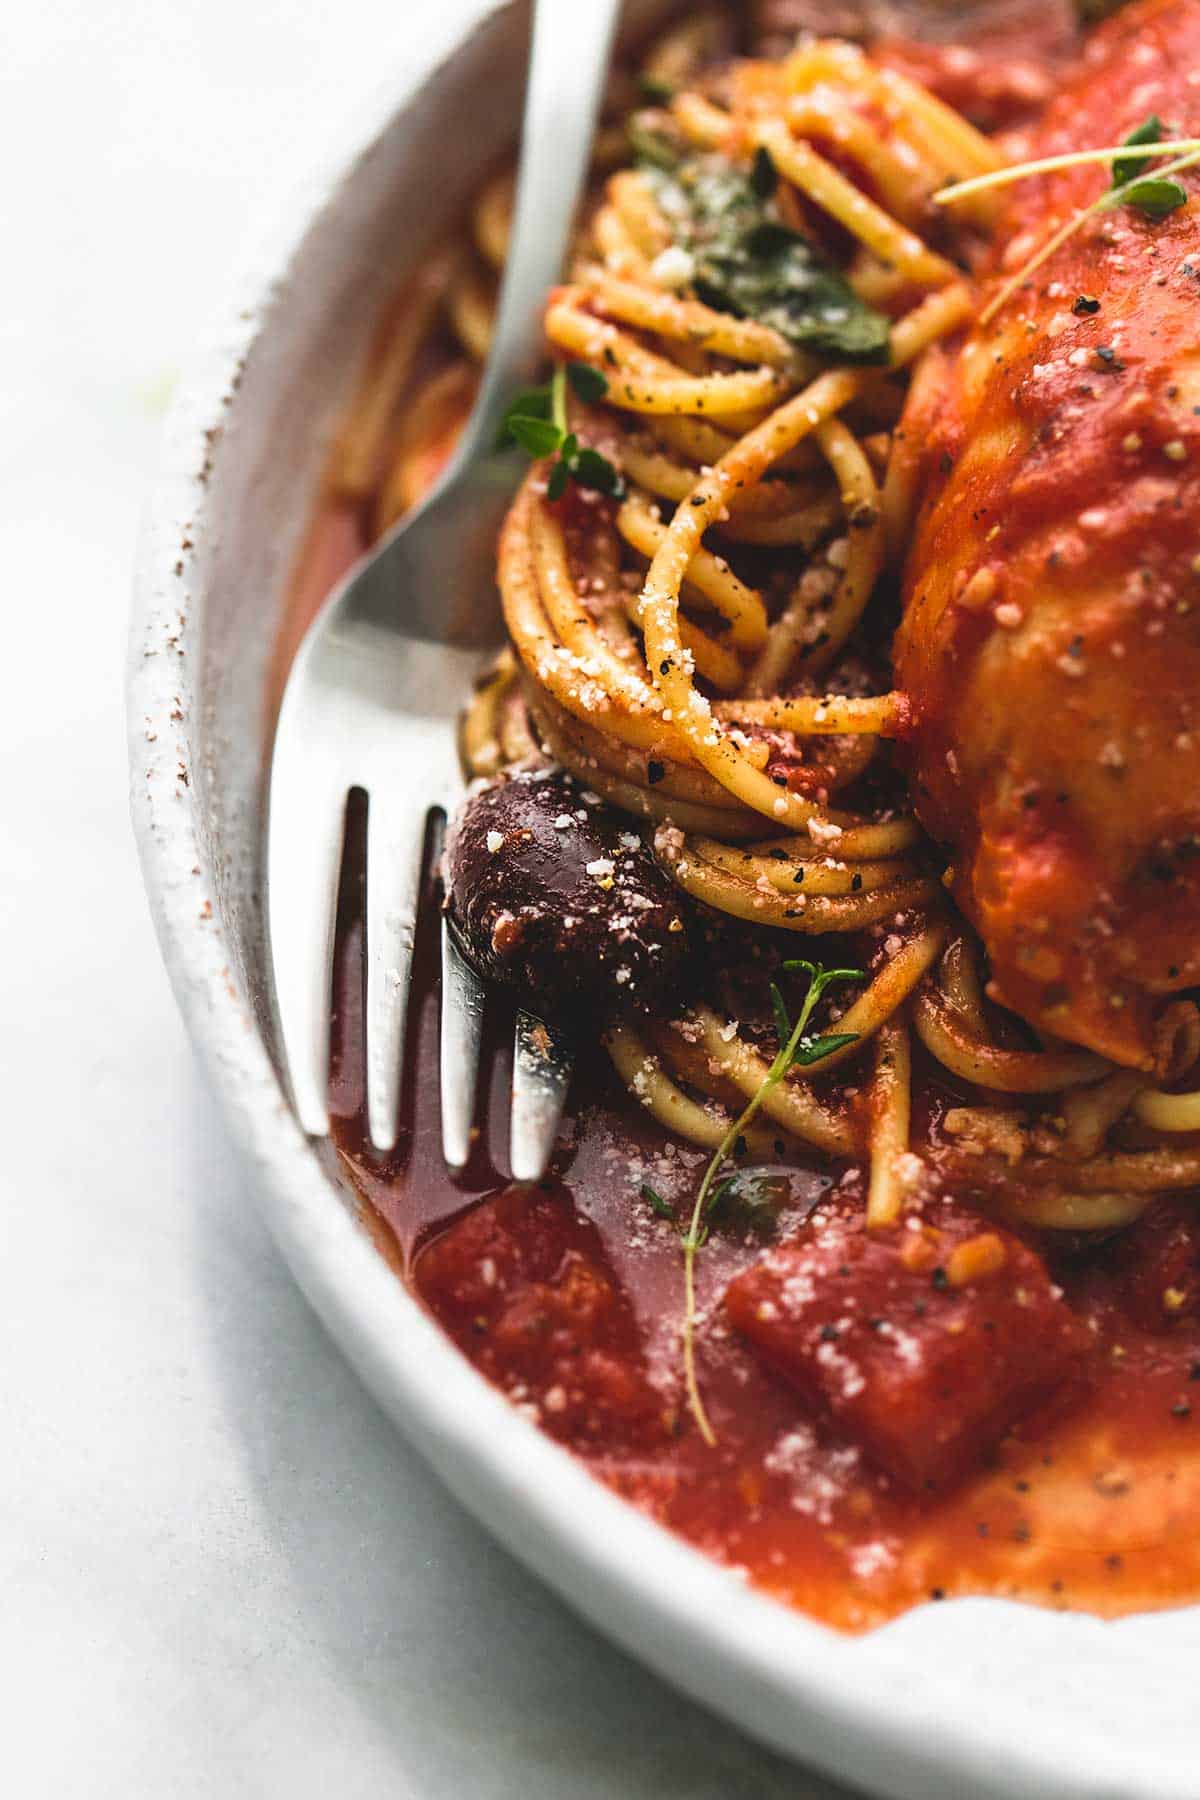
top-left (678, 958), bottom-right (864, 1445)
top-left (640, 1182), bottom-right (675, 1220)
top-left (1111, 115), bottom-right (1162, 189)
top-left (504, 414), bottom-right (561, 458)
top-left (791, 1031), bottom-right (860, 1067)
top-left (567, 360), bottom-right (609, 404)
top-left (573, 445), bottom-right (625, 496)
top-left (497, 363), bottom-right (624, 499)
top-left (1121, 176), bottom-right (1187, 218)
top-left (545, 458), bottom-right (569, 502)
top-left (977, 141), bottom-right (1200, 326)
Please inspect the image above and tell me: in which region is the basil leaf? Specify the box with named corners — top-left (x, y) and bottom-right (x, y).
top-left (1111, 115), bottom-right (1162, 189)
top-left (567, 361), bottom-right (608, 404)
top-left (696, 225), bottom-right (891, 362)
top-left (644, 157), bottom-right (890, 365)
top-left (1122, 176), bottom-right (1187, 218)
top-left (504, 414), bottom-right (563, 458)
top-left (789, 1031), bottom-right (858, 1069)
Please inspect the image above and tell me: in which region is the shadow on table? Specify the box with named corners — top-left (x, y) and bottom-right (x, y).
top-left (188, 1085), bottom-right (861, 1800)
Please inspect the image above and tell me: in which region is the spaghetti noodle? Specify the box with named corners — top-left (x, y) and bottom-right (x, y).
top-left (460, 46), bottom-right (1188, 1237)
top-left (320, 1), bottom-right (1200, 1557)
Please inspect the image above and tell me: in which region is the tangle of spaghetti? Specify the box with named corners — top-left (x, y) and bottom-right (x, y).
top-left (328, 9), bottom-right (1200, 1239)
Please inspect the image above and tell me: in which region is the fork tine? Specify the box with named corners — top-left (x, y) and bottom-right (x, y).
top-left (364, 790), bottom-right (430, 1153)
top-left (509, 1011), bottom-right (573, 1183)
top-left (267, 761), bottom-right (347, 1140)
top-left (440, 923), bottom-right (486, 1169)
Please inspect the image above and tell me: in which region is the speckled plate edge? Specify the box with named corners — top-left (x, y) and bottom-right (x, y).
top-left (127, 7), bottom-right (1199, 1796)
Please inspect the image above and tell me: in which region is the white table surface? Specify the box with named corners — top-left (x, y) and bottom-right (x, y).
top-left (0, 3), bottom-right (852, 1793)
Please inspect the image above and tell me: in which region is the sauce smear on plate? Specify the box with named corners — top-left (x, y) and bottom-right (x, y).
top-left (313, 736), bottom-right (1200, 1633)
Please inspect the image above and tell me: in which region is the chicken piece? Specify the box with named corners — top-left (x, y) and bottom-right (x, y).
top-left (895, 0), bottom-right (1200, 1070)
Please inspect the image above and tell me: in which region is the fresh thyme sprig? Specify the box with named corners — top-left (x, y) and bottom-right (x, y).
top-left (675, 958), bottom-right (863, 1447)
top-left (933, 123), bottom-right (1200, 206)
top-left (931, 118), bottom-right (1200, 327)
top-left (497, 361), bottom-right (625, 500)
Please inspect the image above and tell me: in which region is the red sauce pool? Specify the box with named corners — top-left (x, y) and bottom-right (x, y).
top-left (294, 494), bottom-right (1200, 1631)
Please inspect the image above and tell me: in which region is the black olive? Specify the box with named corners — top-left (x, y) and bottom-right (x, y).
top-left (443, 769), bottom-right (691, 1021)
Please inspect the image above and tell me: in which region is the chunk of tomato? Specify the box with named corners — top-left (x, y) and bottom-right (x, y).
top-left (726, 1197), bottom-right (1089, 1490)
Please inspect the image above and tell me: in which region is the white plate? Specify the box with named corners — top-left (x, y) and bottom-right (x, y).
top-left (128, 6), bottom-right (1200, 1794)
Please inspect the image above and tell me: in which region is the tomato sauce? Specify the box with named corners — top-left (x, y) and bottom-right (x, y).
top-left (306, 672), bottom-right (1200, 1633)
top-left (288, 5), bottom-right (1200, 1635)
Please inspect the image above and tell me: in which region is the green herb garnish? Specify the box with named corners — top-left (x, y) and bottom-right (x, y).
top-left (932, 118), bottom-right (1200, 325)
top-left (1109, 118), bottom-right (1187, 214)
top-left (498, 363), bottom-right (624, 499)
top-left (705, 1168), bottom-right (790, 1242)
top-left (503, 412), bottom-right (561, 459)
top-left (678, 957), bottom-right (864, 1445)
top-left (565, 360), bottom-right (609, 404)
top-left (972, 135), bottom-right (1200, 326)
top-left (1111, 115), bottom-right (1162, 189)
top-left (640, 1182), bottom-right (675, 1220)
top-left (934, 124), bottom-right (1200, 207)
top-left (642, 155), bottom-right (890, 364)
top-left (1121, 176), bottom-right (1188, 218)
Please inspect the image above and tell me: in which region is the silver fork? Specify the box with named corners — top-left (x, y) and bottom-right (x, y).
top-left (267, 0), bottom-right (621, 1178)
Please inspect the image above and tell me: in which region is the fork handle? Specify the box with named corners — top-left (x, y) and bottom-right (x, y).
top-left (458, 0), bottom-right (624, 461)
